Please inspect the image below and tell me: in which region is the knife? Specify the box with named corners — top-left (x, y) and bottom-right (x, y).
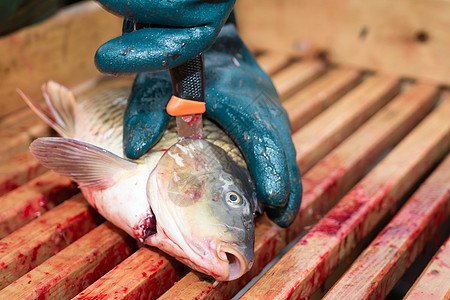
top-left (167, 54), bottom-right (206, 140)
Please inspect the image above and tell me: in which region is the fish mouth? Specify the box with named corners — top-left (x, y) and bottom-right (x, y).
top-left (216, 243), bottom-right (252, 281)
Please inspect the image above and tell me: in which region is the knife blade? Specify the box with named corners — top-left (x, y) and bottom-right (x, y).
top-left (167, 54), bottom-right (206, 140)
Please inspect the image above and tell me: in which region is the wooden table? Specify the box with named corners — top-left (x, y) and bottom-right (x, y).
top-left (0, 1), bottom-right (449, 299)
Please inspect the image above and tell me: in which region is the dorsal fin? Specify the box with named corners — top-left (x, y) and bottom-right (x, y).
top-left (17, 81), bottom-right (76, 138)
top-left (30, 137), bottom-right (138, 189)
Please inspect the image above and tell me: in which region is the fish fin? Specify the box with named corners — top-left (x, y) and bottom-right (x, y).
top-left (30, 137), bottom-right (137, 189)
top-left (17, 81), bottom-right (76, 137)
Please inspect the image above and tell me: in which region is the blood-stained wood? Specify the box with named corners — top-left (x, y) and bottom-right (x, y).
top-left (284, 67), bottom-right (362, 132)
top-left (74, 247), bottom-right (188, 299)
top-left (241, 97), bottom-right (450, 299)
top-left (288, 82), bottom-right (438, 240)
top-left (324, 154), bottom-right (450, 299)
top-left (0, 152), bottom-right (46, 196)
top-left (0, 1), bottom-right (122, 119)
top-left (256, 52), bottom-right (293, 76)
top-left (404, 236), bottom-right (450, 299)
top-left (158, 83), bottom-right (438, 300)
top-left (0, 172), bottom-right (78, 238)
top-left (0, 222), bottom-right (136, 299)
top-left (294, 74), bottom-right (400, 173)
top-left (271, 60), bottom-right (327, 101)
top-left (0, 194), bottom-right (99, 288)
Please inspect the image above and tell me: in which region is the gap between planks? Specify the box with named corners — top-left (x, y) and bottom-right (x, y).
top-left (0, 222), bottom-right (136, 299)
top-left (324, 153), bottom-right (450, 299)
top-left (241, 93), bottom-right (450, 299)
top-left (404, 235), bottom-right (450, 300)
top-left (157, 83), bottom-right (439, 300)
top-left (0, 194), bottom-right (99, 288)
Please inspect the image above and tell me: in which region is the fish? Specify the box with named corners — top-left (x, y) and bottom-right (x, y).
top-left (18, 80), bottom-right (259, 282)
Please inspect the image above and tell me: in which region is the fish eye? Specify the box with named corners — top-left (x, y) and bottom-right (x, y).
top-left (225, 191), bottom-right (243, 206)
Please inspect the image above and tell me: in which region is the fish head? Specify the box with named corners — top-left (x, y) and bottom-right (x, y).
top-left (147, 139), bottom-right (256, 281)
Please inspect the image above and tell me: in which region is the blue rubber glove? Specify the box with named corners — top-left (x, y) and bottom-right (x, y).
top-left (95, 2), bottom-right (302, 227)
top-left (95, 0), bottom-right (236, 73)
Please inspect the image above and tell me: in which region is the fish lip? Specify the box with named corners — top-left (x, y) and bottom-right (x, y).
top-left (216, 243), bottom-right (251, 281)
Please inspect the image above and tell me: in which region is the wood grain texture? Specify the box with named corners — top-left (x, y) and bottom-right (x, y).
top-left (272, 60), bottom-right (327, 101)
top-left (0, 172), bottom-right (78, 238)
top-left (404, 236), bottom-right (450, 300)
top-left (288, 82), bottom-right (438, 240)
top-left (0, 194), bottom-right (98, 288)
top-left (0, 1), bottom-right (122, 119)
top-left (0, 152), bottom-right (46, 196)
top-left (235, 0), bottom-right (450, 85)
top-left (324, 153), bottom-right (450, 299)
top-left (74, 247), bottom-right (188, 299)
top-left (324, 156), bottom-right (450, 299)
top-left (242, 97), bottom-right (450, 300)
top-left (256, 52), bottom-right (292, 76)
top-left (283, 67), bottom-right (361, 132)
top-left (0, 222), bottom-right (136, 300)
top-left (157, 83), bottom-right (437, 300)
top-left (293, 74), bottom-right (400, 173)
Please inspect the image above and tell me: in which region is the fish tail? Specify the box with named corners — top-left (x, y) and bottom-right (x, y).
top-left (17, 80), bottom-right (76, 138)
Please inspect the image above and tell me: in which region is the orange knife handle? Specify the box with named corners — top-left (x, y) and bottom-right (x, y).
top-left (168, 54), bottom-right (205, 116)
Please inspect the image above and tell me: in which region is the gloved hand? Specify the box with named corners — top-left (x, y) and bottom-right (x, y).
top-left (95, 1), bottom-right (302, 227)
top-left (95, 0), bottom-right (236, 73)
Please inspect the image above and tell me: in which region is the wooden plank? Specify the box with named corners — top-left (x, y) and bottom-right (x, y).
top-left (256, 52), bottom-right (292, 76)
top-left (283, 67), bottom-right (361, 132)
top-left (158, 83), bottom-right (437, 299)
top-left (0, 1), bottom-right (122, 118)
top-left (0, 222), bottom-right (136, 300)
top-left (0, 152), bottom-right (46, 196)
top-left (241, 96), bottom-right (450, 299)
top-left (74, 247), bottom-right (188, 299)
top-left (0, 107), bottom-right (48, 134)
top-left (0, 172), bottom-right (78, 238)
top-left (235, 0), bottom-right (450, 86)
top-left (404, 236), bottom-right (450, 300)
top-left (287, 82), bottom-right (438, 240)
top-left (324, 154), bottom-right (450, 299)
top-left (158, 215), bottom-right (285, 300)
top-left (294, 74), bottom-right (399, 173)
top-left (0, 109), bottom-right (52, 163)
top-left (272, 60), bottom-right (327, 101)
top-left (0, 194), bottom-right (99, 288)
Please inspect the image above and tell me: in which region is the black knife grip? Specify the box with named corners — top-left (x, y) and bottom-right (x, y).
top-left (169, 54), bottom-right (205, 102)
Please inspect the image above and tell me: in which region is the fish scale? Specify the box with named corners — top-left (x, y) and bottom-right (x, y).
top-left (20, 81), bottom-right (257, 282)
top-left (75, 85), bottom-right (246, 168)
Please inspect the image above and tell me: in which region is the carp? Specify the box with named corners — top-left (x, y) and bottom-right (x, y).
top-left (19, 80), bottom-right (258, 281)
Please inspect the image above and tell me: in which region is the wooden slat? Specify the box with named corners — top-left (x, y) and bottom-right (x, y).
top-left (404, 236), bottom-right (450, 299)
top-left (0, 222), bottom-right (135, 299)
top-left (0, 133), bottom-right (38, 164)
top-left (0, 107), bottom-right (47, 134)
top-left (74, 247), bottom-right (188, 299)
top-left (0, 152), bottom-right (46, 196)
top-left (0, 1), bottom-right (122, 119)
top-left (235, 0), bottom-right (450, 86)
top-left (256, 52), bottom-right (292, 76)
top-left (294, 74), bottom-right (399, 173)
top-left (158, 83), bottom-right (437, 299)
top-left (272, 60), bottom-right (327, 101)
top-left (324, 154), bottom-right (450, 299)
top-left (283, 67), bottom-right (361, 132)
top-left (241, 96), bottom-right (450, 299)
top-left (0, 172), bottom-right (78, 238)
top-left (0, 194), bottom-right (99, 288)
top-left (287, 82), bottom-right (438, 240)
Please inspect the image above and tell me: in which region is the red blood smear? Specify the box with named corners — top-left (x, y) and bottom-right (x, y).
top-left (0, 181), bottom-right (20, 195)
